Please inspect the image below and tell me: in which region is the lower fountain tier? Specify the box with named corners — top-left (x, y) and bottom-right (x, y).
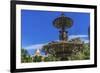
top-left (43, 41), bottom-right (83, 58)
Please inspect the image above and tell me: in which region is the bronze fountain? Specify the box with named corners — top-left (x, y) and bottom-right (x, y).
top-left (43, 13), bottom-right (83, 60)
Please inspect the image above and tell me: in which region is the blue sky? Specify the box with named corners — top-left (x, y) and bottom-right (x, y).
top-left (21, 9), bottom-right (90, 50)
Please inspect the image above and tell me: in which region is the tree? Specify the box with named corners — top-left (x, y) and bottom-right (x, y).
top-left (33, 55), bottom-right (42, 62)
top-left (21, 49), bottom-right (32, 63)
top-left (69, 44), bottom-right (90, 60)
top-left (44, 54), bottom-right (60, 62)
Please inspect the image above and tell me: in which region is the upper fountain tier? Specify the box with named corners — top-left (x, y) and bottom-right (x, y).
top-left (53, 13), bottom-right (73, 30)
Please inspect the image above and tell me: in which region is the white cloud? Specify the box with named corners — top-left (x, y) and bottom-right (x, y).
top-left (23, 43), bottom-right (47, 50)
top-left (81, 39), bottom-right (89, 43)
top-left (69, 35), bottom-right (88, 39)
top-left (23, 35), bottom-right (89, 50)
top-left (69, 34), bottom-right (89, 43)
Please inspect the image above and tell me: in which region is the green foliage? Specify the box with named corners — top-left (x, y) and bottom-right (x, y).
top-left (69, 44), bottom-right (90, 60)
top-left (21, 43), bottom-right (90, 63)
top-left (33, 55), bottom-right (42, 62)
top-left (21, 49), bottom-right (32, 63)
top-left (44, 57), bottom-right (50, 62)
top-left (44, 55), bottom-right (60, 62)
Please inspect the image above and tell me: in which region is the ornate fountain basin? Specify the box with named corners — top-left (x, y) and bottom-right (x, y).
top-left (43, 41), bottom-right (83, 60)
